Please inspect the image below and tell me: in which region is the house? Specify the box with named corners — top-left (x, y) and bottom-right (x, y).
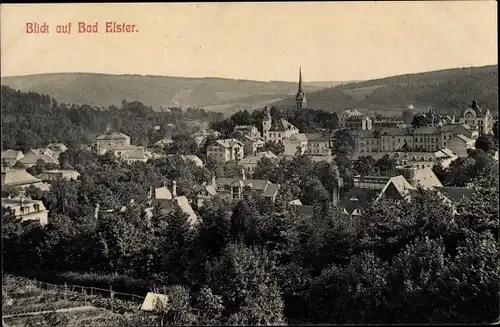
top-left (1, 168), bottom-right (49, 190)
top-left (192, 182), bottom-right (217, 209)
top-left (46, 143), bottom-right (68, 157)
top-left (36, 169), bottom-right (80, 181)
top-left (305, 133), bottom-right (331, 156)
top-left (193, 170), bottom-right (280, 207)
top-left (94, 131), bottom-right (131, 154)
top-left (206, 139), bottom-right (244, 162)
top-left (262, 106), bottom-right (300, 143)
top-left (18, 151), bottom-right (59, 168)
top-left (147, 181), bottom-right (200, 226)
top-left (238, 151), bottom-right (278, 174)
top-left (337, 166), bottom-right (443, 216)
top-left (1, 150), bottom-right (24, 167)
top-left (354, 148), bottom-right (458, 170)
top-left (447, 134), bottom-right (475, 157)
top-left (190, 129), bottom-right (221, 146)
top-left (2, 196), bottom-right (49, 225)
top-left (153, 137), bottom-right (174, 148)
top-left (372, 119), bottom-right (408, 129)
top-left (283, 133), bottom-right (308, 156)
top-left (234, 125), bottom-right (261, 138)
top-left (242, 135), bottom-right (266, 155)
top-left (458, 100), bottom-right (493, 134)
top-left (337, 109), bottom-right (372, 130)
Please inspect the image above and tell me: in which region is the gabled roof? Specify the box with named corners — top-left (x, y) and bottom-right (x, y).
top-left (173, 196), bottom-right (199, 225)
top-left (286, 133), bottom-right (308, 142)
top-left (213, 139), bottom-right (244, 148)
top-left (339, 187), bottom-right (380, 214)
top-left (455, 134), bottom-right (474, 143)
top-left (413, 167), bottom-right (443, 189)
top-left (193, 184), bottom-right (217, 196)
top-left (239, 151), bottom-right (278, 165)
top-left (1, 150), bottom-right (23, 160)
top-left (243, 135), bottom-right (265, 142)
top-left (1, 169), bottom-right (42, 186)
top-left (261, 183), bottom-right (280, 198)
top-left (141, 292), bottom-right (168, 312)
top-left (270, 118), bottom-right (297, 132)
top-left (19, 154), bottom-right (58, 165)
top-left (154, 187), bottom-right (173, 200)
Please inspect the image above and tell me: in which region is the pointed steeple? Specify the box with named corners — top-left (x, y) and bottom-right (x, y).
top-left (298, 66), bottom-right (303, 93)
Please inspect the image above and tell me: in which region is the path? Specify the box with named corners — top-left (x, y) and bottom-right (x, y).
top-left (2, 305), bottom-right (97, 318)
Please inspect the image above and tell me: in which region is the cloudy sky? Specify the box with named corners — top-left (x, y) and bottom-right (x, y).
top-left (1, 2), bottom-right (497, 82)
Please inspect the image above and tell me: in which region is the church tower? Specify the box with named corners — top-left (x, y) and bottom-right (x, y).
top-left (295, 66), bottom-right (307, 111)
top-left (262, 106), bottom-right (272, 140)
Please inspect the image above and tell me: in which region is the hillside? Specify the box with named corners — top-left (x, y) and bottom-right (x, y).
top-left (0, 73), bottom-right (345, 116)
top-left (273, 65), bottom-right (498, 116)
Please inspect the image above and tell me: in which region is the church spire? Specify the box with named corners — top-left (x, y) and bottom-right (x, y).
top-left (298, 66), bottom-right (303, 93)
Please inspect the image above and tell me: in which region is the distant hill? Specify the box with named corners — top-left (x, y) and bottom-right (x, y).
top-left (274, 65), bottom-right (498, 117)
top-left (0, 73), bottom-right (346, 117)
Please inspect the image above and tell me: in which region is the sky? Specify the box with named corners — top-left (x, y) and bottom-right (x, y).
top-left (1, 2), bottom-right (497, 82)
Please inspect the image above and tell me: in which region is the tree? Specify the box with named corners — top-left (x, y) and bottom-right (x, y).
top-left (330, 129), bottom-right (355, 158)
top-left (207, 243), bottom-right (285, 324)
top-left (353, 156), bottom-right (376, 176)
top-left (252, 157), bottom-right (277, 181)
top-left (166, 134), bottom-right (199, 155)
top-left (474, 134), bottom-right (497, 153)
top-left (262, 141), bottom-right (285, 156)
top-left (195, 286), bottom-right (225, 325)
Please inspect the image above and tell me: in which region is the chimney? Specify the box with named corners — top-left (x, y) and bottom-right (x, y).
top-left (212, 175), bottom-right (216, 188)
top-left (148, 187), bottom-right (153, 200)
top-left (172, 180), bottom-right (177, 197)
top-left (241, 168), bottom-right (246, 181)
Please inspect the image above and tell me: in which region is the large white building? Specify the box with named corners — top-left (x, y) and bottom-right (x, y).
top-left (262, 107), bottom-right (300, 143)
top-left (458, 100), bottom-right (493, 135)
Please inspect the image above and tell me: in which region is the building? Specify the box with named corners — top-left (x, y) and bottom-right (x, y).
top-left (262, 106), bottom-right (300, 143)
top-left (338, 109), bottom-right (372, 130)
top-left (351, 124), bottom-right (476, 155)
top-left (458, 100), bottom-right (493, 134)
top-left (238, 151), bottom-right (279, 174)
top-left (337, 166), bottom-right (442, 216)
top-left (153, 137), bottom-right (174, 148)
top-left (18, 150), bottom-right (59, 168)
top-left (93, 131), bottom-right (148, 163)
top-left (234, 125), bottom-right (261, 139)
top-left (190, 129), bottom-right (222, 146)
top-left (206, 139), bottom-right (244, 162)
top-left (295, 67), bottom-right (307, 111)
top-left (283, 133), bottom-right (308, 156)
top-left (372, 119), bottom-right (408, 129)
top-left (2, 196), bottom-right (49, 225)
top-left (36, 169), bottom-right (80, 181)
top-left (1, 150), bottom-right (24, 167)
top-left (147, 181), bottom-right (199, 226)
top-left (352, 148), bottom-right (458, 170)
top-left (47, 143), bottom-right (68, 153)
top-left (193, 170), bottom-right (280, 207)
top-left (1, 168), bottom-right (49, 190)
top-left (94, 131), bottom-right (131, 153)
top-left (447, 134), bottom-right (475, 157)
top-left (305, 133), bottom-right (331, 156)
top-left (242, 135), bottom-right (266, 155)
top-left (344, 116), bottom-right (373, 131)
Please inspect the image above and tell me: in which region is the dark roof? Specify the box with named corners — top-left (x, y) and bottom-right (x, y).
top-left (338, 187), bottom-right (380, 214)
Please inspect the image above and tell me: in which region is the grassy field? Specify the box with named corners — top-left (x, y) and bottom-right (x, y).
top-left (2, 275), bottom-right (142, 327)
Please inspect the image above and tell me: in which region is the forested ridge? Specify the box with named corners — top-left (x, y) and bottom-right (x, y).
top-left (274, 65), bottom-right (498, 115)
top-left (1, 85), bottom-right (223, 151)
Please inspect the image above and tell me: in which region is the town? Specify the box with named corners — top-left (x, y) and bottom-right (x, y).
top-left (2, 2), bottom-right (498, 326)
top-left (1, 67), bottom-right (499, 325)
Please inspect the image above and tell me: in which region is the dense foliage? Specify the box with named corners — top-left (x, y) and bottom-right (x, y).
top-left (1, 85), bottom-right (223, 151)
